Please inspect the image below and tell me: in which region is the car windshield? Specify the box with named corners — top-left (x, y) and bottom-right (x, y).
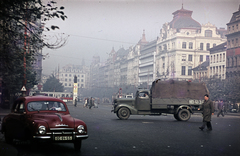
top-left (27, 101), bottom-right (67, 112)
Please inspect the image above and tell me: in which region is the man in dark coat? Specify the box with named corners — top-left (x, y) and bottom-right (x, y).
top-left (198, 94), bottom-right (214, 131)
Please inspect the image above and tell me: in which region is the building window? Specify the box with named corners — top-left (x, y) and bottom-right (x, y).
top-left (232, 39), bottom-right (234, 45)
top-left (69, 74), bottom-right (72, 77)
top-left (206, 55), bottom-right (209, 61)
top-left (188, 66), bottom-right (192, 76)
top-left (220, 54), bottom-right (222, 62)
top-left (189, 42), bottom-right (193, 49)
top-left (182, 54), bottom-right (186, 61)
top-left (205, 30), bottom-right (212, 37)
top-left (65, 79), bottom-right (67, 81)
top-left (213, 43), bottom-right (216, 47)
top-left (65, 74), bottom-right (67, 77)
top-left (159, 46), bottom-right (162, 51)
top-left (163, 63), bottom-right (165, 68)
top-left (232, 26), bottom-right (234, 31)
top-left (78, 79), bottom-right (79, 82)
top-left (223, 53), bottom-right (225, 62)
top-left (65, 83), bottom-right (67, 86)
top-left (206, 43), bottom-right (210, 50)
top-left (211, 55), bottom-right (213, 64)
top-left (163, 44), bottom-right (167, 50)
top-left (228, 26), bottom-right (230, 31)
top-left (81, 75), bottom-right (84, 77)
top-left (181, 66), bottom-right (186, 75)
top-left (188, 55), bottom-right (192, 61)
top-left (214, 55), bottom-right (215, 63)
top-left (236, 38), bottom-right (238, 45)
top-left (237, 24), bottom-right (238, 30)
top-left (69, 83), bottom-right (71, 86)
top-left (200, 55), bottom-right (203, 62)
top-left (69, 79), bottom-right (71, 82)
top-left (81, 79), bottom-right (84, 82)
top-left (217, 54), bottom-right (219, 63)
top-left (182, 42), bottom-right (186, 49)
top-left (200, 43), bottom-right (203, 50)
top-left (81, 84), bottom-right (84, 87)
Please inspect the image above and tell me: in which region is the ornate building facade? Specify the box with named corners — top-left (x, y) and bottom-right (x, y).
top-left (226, 6), bottom-right (240, 79)
top-left (156, 6), bottom-right (226, 81)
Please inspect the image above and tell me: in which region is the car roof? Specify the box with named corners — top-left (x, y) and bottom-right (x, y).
top-left (17, 96), bottom-right (64, 103)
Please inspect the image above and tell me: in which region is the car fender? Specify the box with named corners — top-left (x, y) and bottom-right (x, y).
top-left (176, 105), bottom-right (193, 114)
top-left (115, 104), bottom-right (137, 115)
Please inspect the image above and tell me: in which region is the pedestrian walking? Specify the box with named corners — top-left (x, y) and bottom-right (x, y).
top-left (198, 94), bottom-right (214, 131)
top-left (74, 97), bottom-right (78, 107)
top-left (217, 100), bottom-right (224, 117)
top-left (89, 97), bottom-right (93, 109)
top-left (84, 98), bottom-right (88, 108)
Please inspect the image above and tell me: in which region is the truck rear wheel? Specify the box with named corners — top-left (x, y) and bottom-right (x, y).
top-left (117, 107), bottom-right (130, 120)
top-left (177, 109), bottom-right (191, 121)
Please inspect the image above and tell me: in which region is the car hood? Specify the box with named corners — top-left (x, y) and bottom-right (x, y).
top-left (31, 113), bottom-right (75, 128)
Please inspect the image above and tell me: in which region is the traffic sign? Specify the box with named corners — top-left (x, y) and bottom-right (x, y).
top-left (21, 86), bottom-right (26, 92)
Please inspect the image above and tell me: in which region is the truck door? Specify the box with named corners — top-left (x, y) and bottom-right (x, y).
top-left (136, 92), bottom-right (150, 110)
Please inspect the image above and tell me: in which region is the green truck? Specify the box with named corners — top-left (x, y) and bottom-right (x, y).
top-left (111, 79), bottom-right (209, 121)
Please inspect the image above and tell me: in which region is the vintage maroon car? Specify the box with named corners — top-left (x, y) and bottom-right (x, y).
top-left (1, 96), bottom-right (88, 151)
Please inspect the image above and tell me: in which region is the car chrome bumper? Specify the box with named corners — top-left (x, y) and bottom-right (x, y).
top-left (33, 134), bottom-right (88, 140)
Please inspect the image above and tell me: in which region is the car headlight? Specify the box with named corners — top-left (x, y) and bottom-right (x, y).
top-left (77, 125), bottom-right (86, 134)
top-left (38, 125), bottom-right (46, 134)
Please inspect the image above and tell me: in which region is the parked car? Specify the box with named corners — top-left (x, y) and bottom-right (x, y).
top-left (1, 96), bottom-right (88, 151)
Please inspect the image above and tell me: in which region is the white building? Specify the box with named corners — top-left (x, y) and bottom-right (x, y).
top-left (156, 6), bottom-right (227, 81)
top-left (209, 42), bottom-right (227, 79)
top-left (58, 64), bottom-right (89, 92)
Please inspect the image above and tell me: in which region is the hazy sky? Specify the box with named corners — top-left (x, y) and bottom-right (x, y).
top-left (42, 0), bottom-right (239, 75)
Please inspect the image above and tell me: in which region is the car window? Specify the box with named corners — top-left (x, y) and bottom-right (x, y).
top-left (27, 101), bottom-right (67, 112)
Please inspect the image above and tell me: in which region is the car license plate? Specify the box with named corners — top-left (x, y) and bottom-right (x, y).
top-left (55, 136), bottom-right (72, 141)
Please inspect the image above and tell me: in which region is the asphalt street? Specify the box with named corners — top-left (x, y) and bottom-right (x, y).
top-left (0, 102), bottom-right (240, 156)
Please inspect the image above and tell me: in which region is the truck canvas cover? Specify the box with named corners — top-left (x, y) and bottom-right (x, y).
top-left (150, 79), bottom-right (209, 108)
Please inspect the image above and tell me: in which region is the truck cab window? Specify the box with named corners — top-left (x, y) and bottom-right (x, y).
top-left (139, 92), bottom-right (148, 98)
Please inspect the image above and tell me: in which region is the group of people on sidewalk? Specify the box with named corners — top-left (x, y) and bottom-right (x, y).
top-left (73, 97), bottom-right (99, 109)
top-left (83, 97), bottom-right (98, 109)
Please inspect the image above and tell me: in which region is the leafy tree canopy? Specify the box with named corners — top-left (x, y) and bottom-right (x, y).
top-left (43, 74), bottom-right (64, 92)
top-left (0, 0), bottom-right (67, 95)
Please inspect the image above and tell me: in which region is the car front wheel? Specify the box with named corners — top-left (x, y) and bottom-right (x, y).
top-left (177, 109), bottom-right (191, 121)
top-left (117, 107), bottom-right (130, 120)
top-left (74, 141), bottom-right (82, 151)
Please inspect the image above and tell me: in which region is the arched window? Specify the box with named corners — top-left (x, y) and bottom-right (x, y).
top-left (205, 30), bottom-right (212, 37)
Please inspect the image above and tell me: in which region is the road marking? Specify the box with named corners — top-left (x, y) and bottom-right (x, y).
top-left (142, 122), bottom-right (153, 124)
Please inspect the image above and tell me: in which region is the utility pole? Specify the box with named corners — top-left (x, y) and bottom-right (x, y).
top-left (22, 3), bottom-right (28, 96)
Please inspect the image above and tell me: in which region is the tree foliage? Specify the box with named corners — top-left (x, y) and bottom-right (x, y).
top-left (203, 77), bottom-right (240, 103)
top-left (43, 74), bottom-right (64, 92)
top-left (0, 0), bottom-right (67, 95)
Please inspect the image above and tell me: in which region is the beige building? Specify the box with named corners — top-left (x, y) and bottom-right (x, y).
top-left (156, 7), bottom-right (226, 81)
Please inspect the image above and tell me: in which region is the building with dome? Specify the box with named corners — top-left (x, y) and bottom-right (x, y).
top-left (155, 5), bottom-right (227, 81)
